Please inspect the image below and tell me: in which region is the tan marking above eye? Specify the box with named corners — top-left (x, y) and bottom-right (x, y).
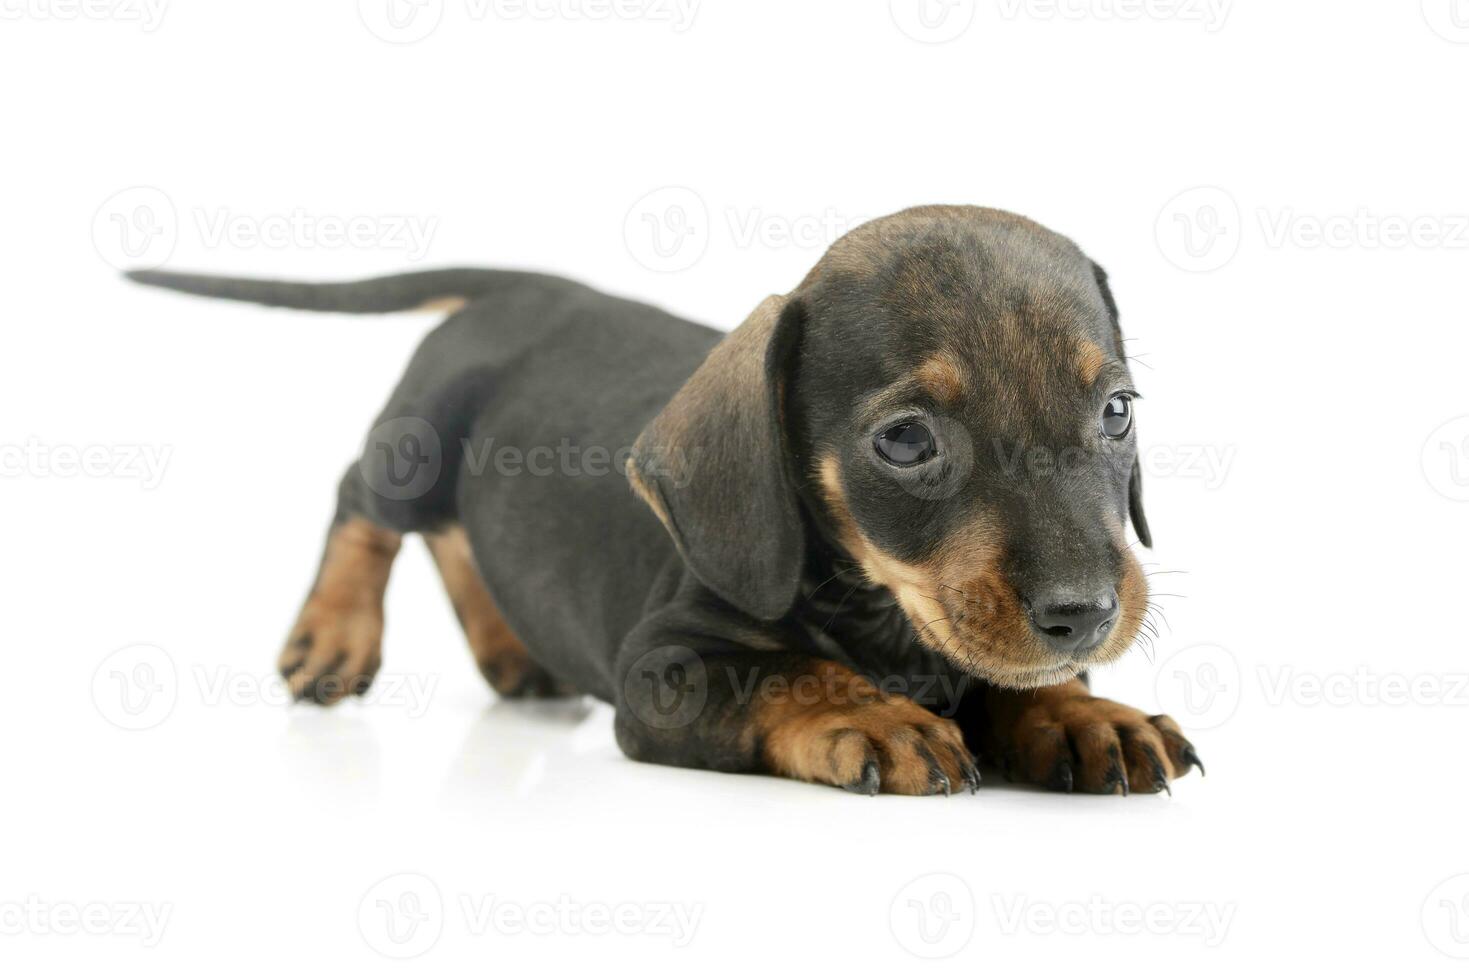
top-left (1076, 338), bottom-right (1107, 386)
top-left (914, 353), bottom-right (969, 403)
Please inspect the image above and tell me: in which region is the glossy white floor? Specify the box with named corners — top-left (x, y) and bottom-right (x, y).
top-left (6, 3), bottom-right (1469, 976)
top-left (7, 416), bottom-right (1467, 974)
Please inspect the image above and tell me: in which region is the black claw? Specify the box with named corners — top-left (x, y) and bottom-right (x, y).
top-left (1045, 759), bottom-right (1075, 793)
top-left (1182, 745), bottom-right (1206, 777)
top-left (1101, 765), bottom-right (1128, 796)
top-left (844, 760), bottom-right (882, 796)
top-left (1108, 745), bottom-right (1129, 796)
top-left (963, 759), bottom-right (982, 794)
top-left (1151, 763), bottom-right (1170, 795)
top-left (352, 674), bottom-right (373, 696)
top-left (929, 768), bottom-right (952, 796)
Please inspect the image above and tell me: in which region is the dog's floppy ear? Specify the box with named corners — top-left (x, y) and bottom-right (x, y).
top-left (1128, 459), bottom-right (1152, 548)
top-left (1092, 262), bottom-right (1152, 548)
top-left (627, 294), bottom-right (805, 619)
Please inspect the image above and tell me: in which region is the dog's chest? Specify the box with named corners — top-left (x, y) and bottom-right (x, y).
top-left (793, 558), bottom-right (971, 709)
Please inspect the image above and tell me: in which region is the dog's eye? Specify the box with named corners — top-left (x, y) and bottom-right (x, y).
top-left (874, 421), bottom-right (936, 466)
top-left (1101, 394), bottom-right (1133, 439)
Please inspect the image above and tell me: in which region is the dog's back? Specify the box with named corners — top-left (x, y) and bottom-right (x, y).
top-left (129, 267), bottom-right (725, 698)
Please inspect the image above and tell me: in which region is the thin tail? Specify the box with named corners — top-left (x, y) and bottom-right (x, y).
top-left (124, 267), bottom-right (514, 314)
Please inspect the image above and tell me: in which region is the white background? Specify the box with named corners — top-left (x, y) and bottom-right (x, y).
top-left (4, 0), bottom-right (1469, 974)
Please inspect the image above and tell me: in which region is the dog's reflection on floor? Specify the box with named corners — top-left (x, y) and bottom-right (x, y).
top-left (277, 706), bottom-right (383, 809)
top-left (439, 697), bottom-right (605, 804)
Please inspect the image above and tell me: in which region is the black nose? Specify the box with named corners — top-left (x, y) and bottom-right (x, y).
top-left (1027, 590), bottom-right (1119, 654)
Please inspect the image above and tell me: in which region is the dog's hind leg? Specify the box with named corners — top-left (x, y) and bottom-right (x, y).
top-left (278, 471), bottom-right (403, 704)
top-left (424, 524), bottom-right (574, 698)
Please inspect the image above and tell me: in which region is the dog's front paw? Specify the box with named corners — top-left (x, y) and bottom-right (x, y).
top-left (278, 596), bottom-right (384, 705)
top-left (757, 665), bottom-right (980, 796)
top-left (994, 683), bottom-right (1203, 795)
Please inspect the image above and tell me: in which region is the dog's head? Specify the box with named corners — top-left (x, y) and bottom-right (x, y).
top-left (629, 206), bottom-right (1151, 689)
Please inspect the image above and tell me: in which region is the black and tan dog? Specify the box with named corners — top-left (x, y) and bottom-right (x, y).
top-left (130, 205), bottom-right (1201, 796)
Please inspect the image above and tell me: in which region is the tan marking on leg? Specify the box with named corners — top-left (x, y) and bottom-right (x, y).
top-left (751, 660), bottom-right (977, 795)
top-left (425, 525), bottom-right (570, 697)
top-left (280, 517), bottom-right (402, 704)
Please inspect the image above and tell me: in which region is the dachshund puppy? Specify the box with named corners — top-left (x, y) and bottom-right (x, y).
top-left (129, 205), bottom-right (1201, 795)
